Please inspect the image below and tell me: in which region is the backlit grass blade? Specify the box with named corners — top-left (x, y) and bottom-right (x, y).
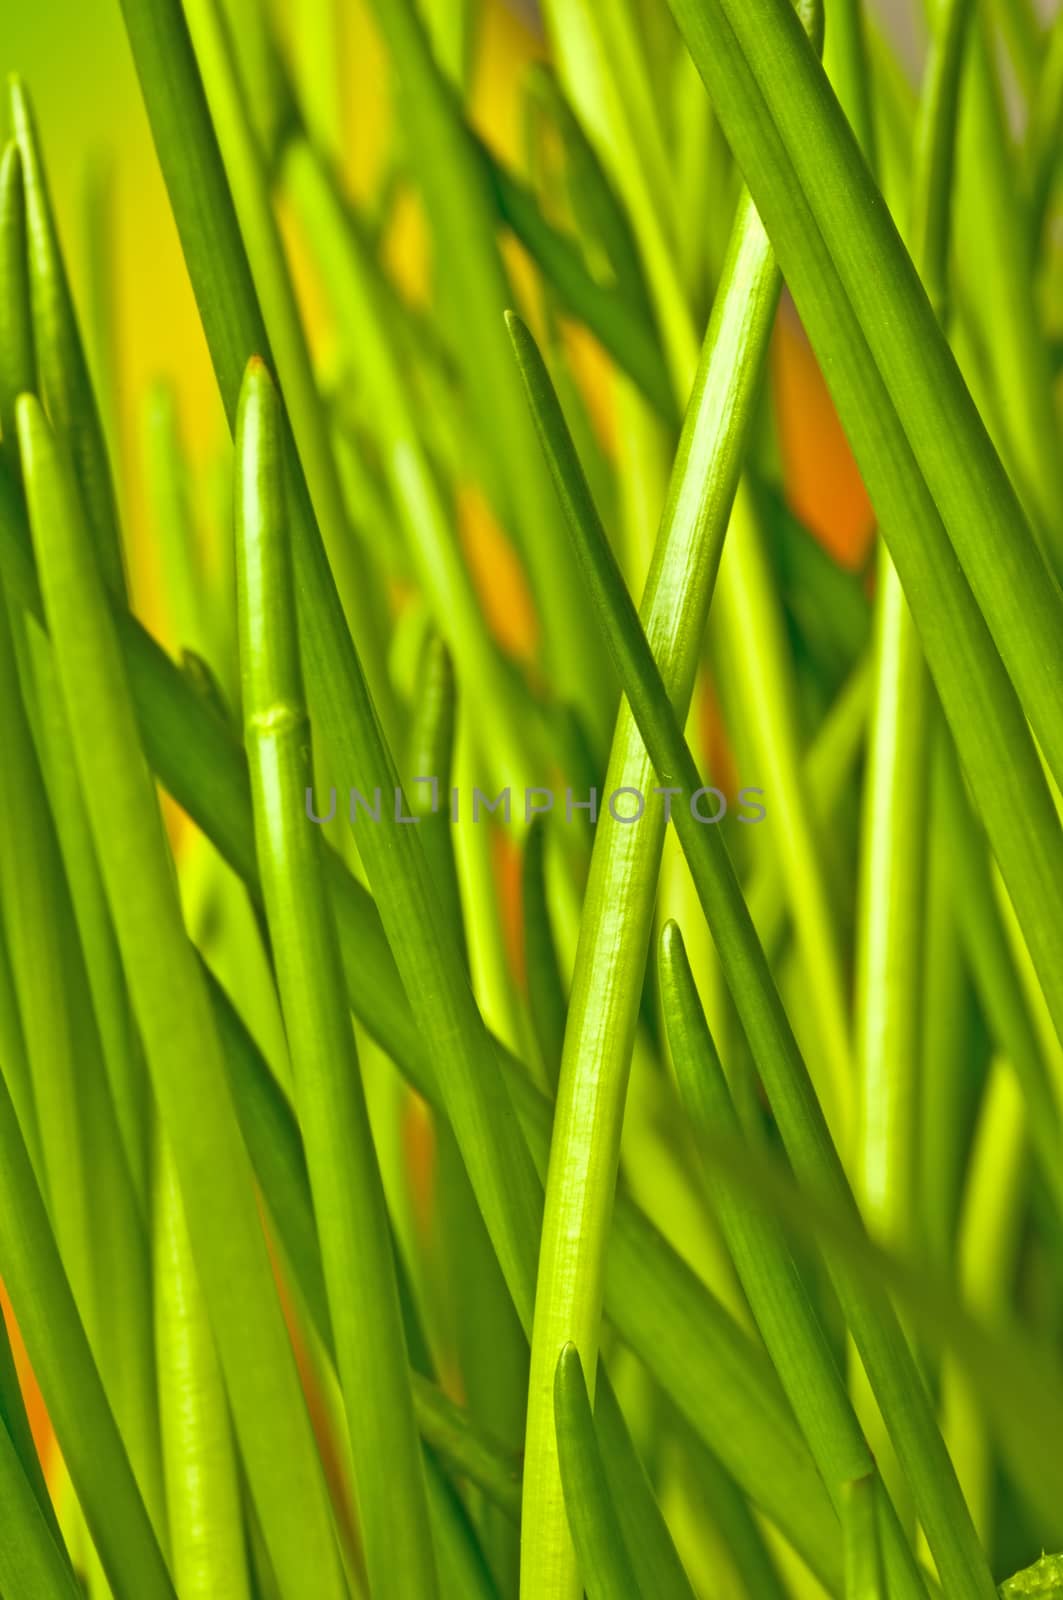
top-left (0, 1297), bottom-right (62, 1546)
top-left (659, 921), bottom-right (926, 1600)
top-left (0, 141), bottom-right (33, 472)
top-left (0, 460), bottom-right (843, 1581)
top-left (554, 1345), bottom-right (643, 1600)
top-left (477, 140), bottom-right (673, 420)
top-left (18, 392), bottom-right (347, 1600)
top-left (364, 0), bottom-right (611, 746)
top-left (522, 817), bottom-right (567, 1091)
top-left (0, 1072), bottom-right (173, 1598)
top-left (0, 1419), bottom-right (82, 1600)
top-left (155, 1142), bottom-right (252, 1600)
top-left (594, 1377), bottom-right (697, 1600)
top-left (118, 0), bottom-right (546, 1333)
top-left (663, 0), bottom-right (1063, 1057)
top-left (517, 181), bottom-right (780, 1599)
top-left (281, 135), bottom-right (536, 790)
top-left (665, 0), bottom-right (1063, 803)
top-left (842, 1476), bottom-right (885, 1600)
top-left (1002, 1554), bottom-right (1063, 1597)
top-left (177, 0), bottom-right (395, 739)
top-left (507, 309), bottom-right (998, 1597)
top-left (235, 356), bottom-right (438, 1600)
top-left (8, 78), bottom-right (124, 595)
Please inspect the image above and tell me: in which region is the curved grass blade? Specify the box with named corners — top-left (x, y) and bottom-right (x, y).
top-left (0, 1073), bottom-right (173, 1598)
top-left (8, 78), bottom-right (123, 595)
top-left (843, 1475), bottom-right (885, 1600)
top-left (518, 181), bottom-right (781, 1599)
top-left (236, 357), bottom-right (438, 1600)
top-left (0, 458), bottom-right (841, 1584)
top-left (663, 0), bottom-right (1063, 1064)
top-left (554, 1345), bottom-right (643, 1600)
top-left (0, 1298), bottom-right (62, 1548)
top-left (18, 392), bottom-right (347, 1600)
top-left (118, 0), bottom-right (545, 1334)
top-left (507, 310), bottom-right (998, 1598)
top-left (659, 921), bottom-right (926, 1600)
top-left (155, 1142), bottom-right (252, 1600)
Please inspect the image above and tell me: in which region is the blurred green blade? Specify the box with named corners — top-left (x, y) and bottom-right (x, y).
top-left (843, 1475), bottom-right (886, 1600)
top-left (658, 922), bottom-right (927, 1600)
top-left (235, 357), bottom-right (438, 1600)
top-left (9, 78), bottom-right (124, 595)
top-left (554, 1345), bottom-right (643, 1600)
top-left (594, 1376), bottom-right (698, 1600)
top-left (506, 309), bottom-right (997, 1598)
top-left (0, 1418), bottom-right (82, 1600)
top-left (17, 393), bottom-right (347, 1600)
top-left (0, 1071), bottom-right (173, 1597)
top-left (154, 1143), bottom-right (251, 1600)
top-left (0, 140), bottom-right (34, 472)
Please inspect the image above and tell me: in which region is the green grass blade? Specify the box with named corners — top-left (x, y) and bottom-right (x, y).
top-left (0, 140), bottom-right (34, 473)
top-left (659, 921), bottom-right (926, 1600)
top-left (0, 455), bottom-right (841, 1583)
top-left (18, 392), bottom-right (347, 1600)
top-left (667, 0), bottom-right (1063, 794)
top-left (365, 0), bottom-right (611, 745)
top-left (508, 309), bottom-right (998, 1597)
top-left (236, 356), bottom-right (438, 1600)
top-left (155, 1141), bottom-right (252, 1600)
top-left (477, 140), bottom-right (673, 420)
top-left (554, 1345), bottom-right (644, 1600)
top-left (842, 1475), bottom-right (885, 1600)
top-left (521, 817), bottom-right (567, 1091)
top-left (178, 0), bottom-right (395, 738)
top-left (0, 1296), bottom-right (62, 1548)
top-left (0, 1418), bottom-right (82, 1600)
top-left (8, 78), bottom-right (124, 595)
top-left (1001, 1554), bottom-right (1063, 1597)
top-left (664, 0), bottom-right (1063, 1055)
top-left (594, 1377), bottom-right (698, 1600)
top-left (517, 180), bottom-right (780, 1598)
top-left (0, 1074), bottom-right (173, 1598)
top-left (118, 0), bottom-right (545, 1333)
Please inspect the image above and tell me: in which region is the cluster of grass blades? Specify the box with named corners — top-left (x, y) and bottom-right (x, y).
top-left (0, 0), bottom-right (1061, 1595)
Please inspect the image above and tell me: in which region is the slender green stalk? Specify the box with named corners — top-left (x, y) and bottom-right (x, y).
top-left (155, 1141), bottom-right (252, 1600)
top-left (0, 1418), bottom-right (82, 1600)
top-left (236, 356), bottom-right (438, 1600)
top-left (842, 1476), bottom-right (885, 1600)
top-left (660, 921), bottom-right (926, 1600)
top-left (8, 78), bottom-right (124, 594)
top-left (554, 1345), bottom-right (643, 1599)
top-left (938, 1058), bottom-right (1026, 1546)
top-left (178, 0), bottom-right (395, 736)
top-left (665, 0), bottom-right (1063, 1052)
top-left (594, 1378), bottom-right (697, 1600)
top-left (0, 442), bottom-right (847, 1582)
top-left (0, 1296), bottom-right (61, 1547)
top-left (517, 185), bottom-right (780, 1599)
top-left (0, 141), bottom-right (34, 473)
top-left (508, 311), bottom-right (998, 1597)
top-left (522, 818), bottom-right (567, 1091)
top-left (281, 136), bottom-right (535, 790)
top-left (823, 0), bottom-right (876, 168)
top-left (118, 0), bottom-right (546, 1334)
top-left (0, 1070), bottom-right (173, 1599)
top-left (19, 392), bottom-right (347, 1600)
top-left (713, 482), bottom-right (851, 1141)
top-left (365, 0), bottom-right (612, 745)
top-left (1024, 5), bottom-right (1063, 251)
